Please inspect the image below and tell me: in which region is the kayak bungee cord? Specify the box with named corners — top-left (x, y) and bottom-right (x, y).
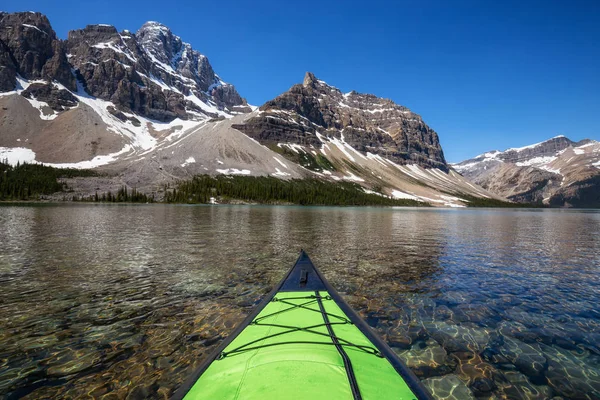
top-left (316, 290), bottom-right (363, 399)
top-left (218, 294), bottom-right (381, 359)
top-left (253, 294), bottom-right (350, 323)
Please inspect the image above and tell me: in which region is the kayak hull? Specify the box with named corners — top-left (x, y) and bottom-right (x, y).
top-left (173, 251), bottom-right (432, 400)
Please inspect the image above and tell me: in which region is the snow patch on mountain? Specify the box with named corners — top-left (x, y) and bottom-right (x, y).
top-left (0, 145), bottom-right (133, 169)
top-left (216, 168), bottom-right (251, 175)
top-left (181, 157), bottom-right (196, 167)
top-left (0, 147), bottom-right (37, 166)
top-left (516, 156), bottom-right (557, 167)
top-left (507, 135), bottom-right (566, 152)
top-left (391, 190), bottom-right (419, 200)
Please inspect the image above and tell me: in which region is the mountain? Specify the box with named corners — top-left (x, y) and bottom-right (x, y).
top-left (452, 136), bottom-right (600, 207)
top-left (0, 11), bottom-right (249, 164)
top-left (0, 12), bottom-right (498, 207)
top-left (235, 72), bottom-right (447, 170)
top-left (111, 72), bottom-right (498, 206)
top-left (1, 12), bottom-right (248, 121)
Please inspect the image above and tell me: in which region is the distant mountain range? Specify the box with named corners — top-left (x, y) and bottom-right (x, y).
top-left (5, 11), bottom-right (596, 207)
top-left (452, 136), bottom-right (600, 207)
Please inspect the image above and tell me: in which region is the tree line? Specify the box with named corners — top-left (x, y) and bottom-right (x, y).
top-left (73, 186), bottom-right (154, 203)
top-left (0, 162), bottom-right (152, 203)
top-left (164, 175), bottom-right (424, 206)
top-left (0, 161), bottom-right (95, 200)
top-left (2, 161), bottom-right (538, 207)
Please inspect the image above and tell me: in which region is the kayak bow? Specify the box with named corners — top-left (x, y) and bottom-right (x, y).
top-left (173, 250), bottom-right (432, 400)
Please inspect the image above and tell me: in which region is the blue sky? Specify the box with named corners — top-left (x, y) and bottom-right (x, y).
top-left (3, 0), bottom-right (599, 162)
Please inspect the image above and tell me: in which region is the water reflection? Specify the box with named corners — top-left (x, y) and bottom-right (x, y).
top-left (0, 205), bottom-right (599, 399)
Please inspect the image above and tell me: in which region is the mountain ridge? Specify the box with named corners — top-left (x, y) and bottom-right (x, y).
top-left (0, 11), bottom-right (501, 207)
top-left (453, 136), bottom-right (600, 207)
top-left (235, 71), bottom-right (447, 170)
top-left (1, 12), bottom-right (248, 123)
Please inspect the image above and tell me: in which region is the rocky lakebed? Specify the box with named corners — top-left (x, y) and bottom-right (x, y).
top-left (0, 204), bottom-right (599, 399)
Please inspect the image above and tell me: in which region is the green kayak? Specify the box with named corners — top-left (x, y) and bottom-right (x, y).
top-left (173, 251), bottom-right (432, 400)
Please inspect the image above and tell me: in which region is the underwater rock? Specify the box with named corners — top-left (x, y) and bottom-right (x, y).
top-left (125, 382), bottom-right (157, 399)
top-left (422, 374), bottom-right (476, 400)
top-left (19, 385), bottom-right (63, 399)
top-left (60, 373), bottom-right (112, 399)
top-left (45, 347), bottom-right (102, 377)
top-left (487, 331), bottom-right (504, 348)
top-left (396, 340), bottom-right (457, 378)
top-left (440, 292), bottom-right (472, 306)
top-left (454, 353), bottom-right (498, 395)
top-left (503, 309), bottom-right (556, 330)
top-left (498, 338), bottom-right (548, 383)
top-left (498, 320), bottom-right (529, 339)
top-left (433, 304), bottom-right (454, 321)
top-left (145, 329), bottom-right (184, 358)
top-left (490, 294), bottom-right (523, 308)
top-left (453, 304), bottom-right (497, 324)
top-left (498, 370), bottom-right (555, 400)
top-left (185, 327), bottom-right (222, 347)
top-left (0, 362), bottom-right (43, 393)
top-left (18, 334), bottom-right (60, 351)
top-left (68, 304), bottom-right (125, 326)
top-left (481, 347), bottom-right (512, 366)
top-left (469, 377), bottom-right (496, 395)
top-left (386, 331), bottom-right (412, 350)
top-left (429, 324), bottom-right (472, 354)
top-left (541, 344), bottom-right (600, 399)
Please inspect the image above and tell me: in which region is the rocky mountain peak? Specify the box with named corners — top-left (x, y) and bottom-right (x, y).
top-left (458, 135), bottom-right (588, 168)
top-left (238, 72), bottom-right (446, 169)
top-left (0, 11), bottom-right (54, 37)
top-left (0, 11), bottom-right (75, 91)
top-left (139, 20), bottom-right (169, 31)
top-left (303, 71), bottom-right (318, 88)
top-left (0, 11), bottom-right (248, 123)
top-left (133, 20), bottom-right (245, 106)
top-left (136, 21), bottom-right (180, 64)
top-left (84, 24), bottom-right (119, 34)
top-left (501, 135), bottom-right (575, 163)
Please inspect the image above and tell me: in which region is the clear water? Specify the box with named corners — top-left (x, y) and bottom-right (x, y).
top-left (0, 204), bottom-right (599, 399)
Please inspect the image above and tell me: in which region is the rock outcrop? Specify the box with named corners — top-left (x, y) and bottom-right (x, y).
top-left (0, 12), bottom-right (76, 91)
top-left (234, 72), bottom-right (447, 170)
top-left (21, 82), bottom-right (78, 111)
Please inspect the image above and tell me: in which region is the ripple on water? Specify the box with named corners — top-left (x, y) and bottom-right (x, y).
top-left (0, 205), bottom-right (599, 399)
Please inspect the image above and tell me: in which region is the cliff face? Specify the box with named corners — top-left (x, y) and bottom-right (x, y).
top-left (0, 12), bottom-right (75, 92)
top-left (453, 136), bottom-right (600, 207)
top-left (0, 13), bottom-right (247, 122)
top-left (234, 72), bottom-right (447, 170)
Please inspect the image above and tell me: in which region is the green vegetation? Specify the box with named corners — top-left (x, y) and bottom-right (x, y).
top-left (269, 144), bottom-right (336, 172)
top-left (342, 159), bottom-right (364, 175)
top-left (74, 186), bottom-right (154, 203)
top-left (164, 175), bottom-right (424, 206)
top-left (0, 162), bottom-right (97, 201)
top-left (0, 162), bottom-right (154, 203)
top-left (2, 161), bottom-right (543, 208)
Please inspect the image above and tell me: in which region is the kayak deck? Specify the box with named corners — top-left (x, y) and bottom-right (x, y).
top-left (175, 251), bottom-right (430, 400)
top-left (184, 291), bottom-right (416, 399)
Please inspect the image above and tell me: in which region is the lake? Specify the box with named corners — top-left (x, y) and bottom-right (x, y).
top-left (1, 204), bottom-right (599, 399)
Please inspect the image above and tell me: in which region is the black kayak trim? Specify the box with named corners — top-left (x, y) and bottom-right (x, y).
top-left (171, 250), bottom-right (433, 400)
top-left (316, 290), bottom-right (362, 400)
